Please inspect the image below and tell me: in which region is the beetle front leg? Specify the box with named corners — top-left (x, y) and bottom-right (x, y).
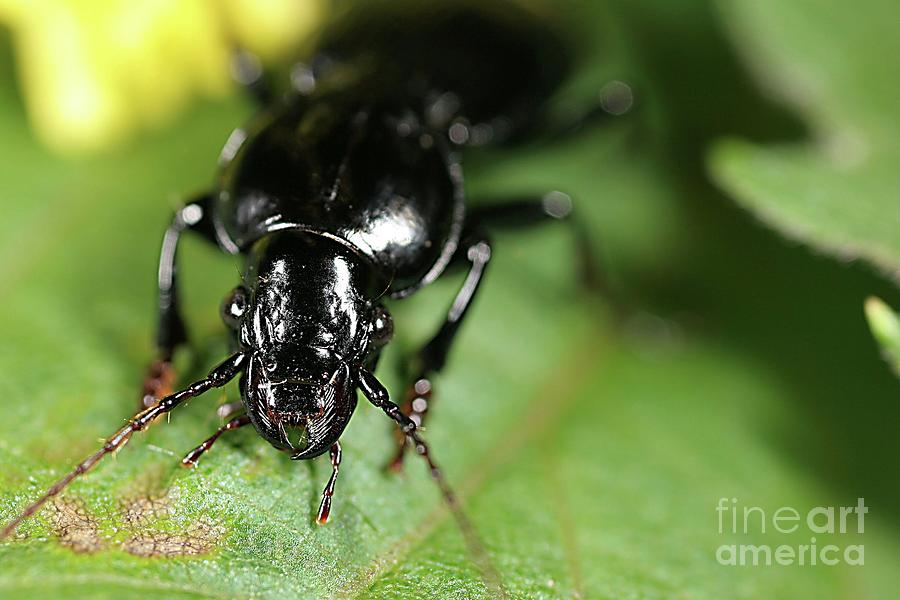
top-left (389, 236), bottom-right (492, 470)
top-left (142, 195), bottom-right (218, 408)
top-left (316, 442), bottom-right (342, 525)
top-left (181, 414), bottom-right (251, 468)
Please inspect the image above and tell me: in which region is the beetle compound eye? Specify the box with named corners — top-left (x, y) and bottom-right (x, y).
top-left (371, 306), bottom-right (394, 346)
top-left (222, 286), bottom-right (249, 328)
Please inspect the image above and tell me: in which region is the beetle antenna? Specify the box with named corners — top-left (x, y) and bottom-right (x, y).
top-left (406, 428), bottom-right (507, 598)
top-left (1, 431), bottom-right (131, 540)
top-left (358, 367), bottom-right (505, 595)
top-left (0, 352), bottom-right (246, 540)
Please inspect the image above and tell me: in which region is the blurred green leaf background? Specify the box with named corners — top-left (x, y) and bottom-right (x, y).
top-left (0, 1), bottom-right (898, 598)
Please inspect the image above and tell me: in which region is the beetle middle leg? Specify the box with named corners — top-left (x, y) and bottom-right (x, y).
top-left (142, 195), bottom-right (219, 408)
top-left (388, 234), bottom-right (492, 470)
top-left (388, 192), bottom-right (603, 469)
top-left (467, 191), bottom-right (610, 296)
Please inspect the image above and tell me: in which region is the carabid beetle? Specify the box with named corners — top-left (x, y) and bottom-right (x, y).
top-left (2, 1), bottom-right (626, 541)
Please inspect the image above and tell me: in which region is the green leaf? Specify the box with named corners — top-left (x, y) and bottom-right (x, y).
top-left (865, 297), bottom-right (900, 377)
top-left (709, 0), bottom-right (900, 283)
top-left (2, 4), bottom-right (900, 598)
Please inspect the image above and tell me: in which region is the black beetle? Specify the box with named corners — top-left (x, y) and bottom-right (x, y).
top-left (2, 1), bottom-right (626, 541)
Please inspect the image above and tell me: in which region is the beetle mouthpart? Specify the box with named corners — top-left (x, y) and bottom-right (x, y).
top-left (272, 410), bottom-right (310, 424)
top-left (271, 413), bottom-right (310, 451)
top-left (284, 423), bottom-right (309, 451)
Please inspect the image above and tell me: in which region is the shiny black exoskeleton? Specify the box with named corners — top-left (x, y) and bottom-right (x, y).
top-left (164, 2), bottom-right (576, 474)
top-left (2, 1), bottom-right (622, 540)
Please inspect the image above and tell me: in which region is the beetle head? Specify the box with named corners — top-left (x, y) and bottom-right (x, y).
top-left (224, 231), bottom-right (390, 458)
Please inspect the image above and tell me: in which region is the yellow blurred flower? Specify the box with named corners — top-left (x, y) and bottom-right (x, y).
top-left (0, 0), bottom-right (326, 153)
